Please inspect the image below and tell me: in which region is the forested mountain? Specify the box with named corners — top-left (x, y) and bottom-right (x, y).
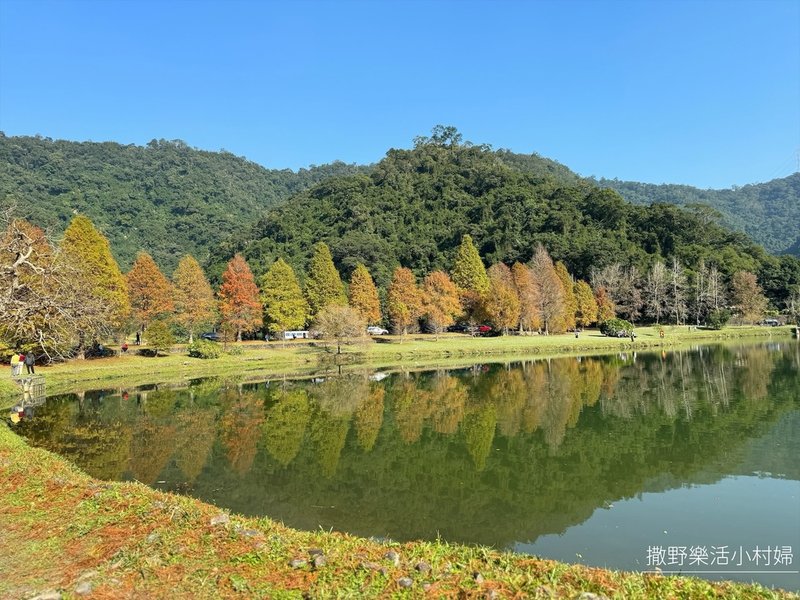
top-left (0, 134), bottom-right (367, 271)
top-left (594, 174), bottom-right (800, 256)
top-left (213, 133), bottom-right (799, 306)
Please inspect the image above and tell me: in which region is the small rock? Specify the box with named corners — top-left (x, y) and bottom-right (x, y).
top-left (473, 571), bottom-right (484, 584)
top-left (422, 583), bottom-right (432, 592)
top-left (397, 577), bottom-right (413, 588)
top-left (289, 559), bottom-right (307, 569)
top-left (210, 513), bottom-right (230, 526)
top-left (77, 570), bottom-right (98, 582)
top-left (312, 554), bottom-right (327, 569)
top-left (29, 592), bottom-right (61, 600)
top-left (414, 561), bottom-right (431, 573)
top-left (384, 550), bottom-right (400, 566)
top-left (308, 548), bottom-right (324, 557)
top-left (146, 532), bottom-right (160, 544)
top-left (75, 581), bottom-right (93, 595)
top-left (378, 567), bottom-right (388, 577)
top-left (242, 529), bottom-right (261, 538)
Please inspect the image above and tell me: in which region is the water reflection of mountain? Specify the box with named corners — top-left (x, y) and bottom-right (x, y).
top-left (13, 343), bottom-right (799, 548)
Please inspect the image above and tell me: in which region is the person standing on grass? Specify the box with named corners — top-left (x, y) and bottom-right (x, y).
top-left (10, 352), bottom-right (21, 377)
top-left (24, 352), bottom-right (35, 375)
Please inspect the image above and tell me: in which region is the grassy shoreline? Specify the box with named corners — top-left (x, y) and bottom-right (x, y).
top-left (2, 325), bottom-right (794, 407)
top-left (1, 423), bottom-right (796, 599)
top-left (1, 325), bottom-right (797, 597)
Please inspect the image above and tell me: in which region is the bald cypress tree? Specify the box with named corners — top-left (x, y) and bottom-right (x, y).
top-left (260, 258), bottom-right (309, 336)
top-left (451, 234), bottom-right (489, 294)
top-left (348, 263), bottom-right (381, 325)
top-left (554, 261), bottom-right (577, 332)
top-left (60, 215), bottom-right (130, 336)
top-left (173, 254), bottom-right (216, 342)
top-left (218, 254), bottom-right (262, 341)
top-left (126, 251), bottom-right (175, 332)
top-left (305, 242), bottom-right (346, 318)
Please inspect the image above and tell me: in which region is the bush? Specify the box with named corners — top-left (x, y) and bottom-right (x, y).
top-left (707, 308), bottom-right (732, 330)
top-left (144, 320), bottom-right (175, 356)
top-left (225, 345), bottom-right (245, 356)
top-left (187, 339), bottom-right (221, 359)
top-left (600, 318), bottom-right (633, 337)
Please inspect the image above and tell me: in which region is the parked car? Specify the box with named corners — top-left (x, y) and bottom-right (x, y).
top-left (367, 326), bottom-right (389, 335)
top-left (762, 319), bottom-right (780, 327)
top-left (447, 323), bottom-right (471, 333)
top-left (200, 332), bottom-right (222, 341)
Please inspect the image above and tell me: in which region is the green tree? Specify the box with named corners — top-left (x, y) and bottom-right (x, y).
top-left (126, 251), bottom-right (174, 333)
top-left (144, 319), bottom-right (175, 355)
top-left (451, 234), bottom-right (490, 294)
top-left (172, 254), bottom-right (216, 342)
top-left (305, 242), bottom-right (346, 317)
top-left (260, 258), bottom-right (309, 337)
top-left (348, 263), bottom-right (381, 325)
top-left (218, 254), bottom-right (262, 341)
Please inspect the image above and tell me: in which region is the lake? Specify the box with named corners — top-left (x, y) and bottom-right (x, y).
top-left (10, 342), bottom-right (800, 592)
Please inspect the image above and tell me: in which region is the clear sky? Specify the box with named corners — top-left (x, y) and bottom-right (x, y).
top-left (1, 0), bottom-right (798, 188)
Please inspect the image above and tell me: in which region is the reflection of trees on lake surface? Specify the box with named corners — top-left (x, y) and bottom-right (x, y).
top-left (15, 343), bottom-right (799, 547)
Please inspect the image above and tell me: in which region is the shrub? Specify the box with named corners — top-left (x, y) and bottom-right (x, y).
top-left (187, 339), bottom-right (221, 359)
top-left (707, 308), bottom-right (732, 330)
top-left (226, 345), bottom-right (245, 356)
top-left (600, 318), bottom-right (633, 337)
top-left (144, 320), bottom-right (175, 356)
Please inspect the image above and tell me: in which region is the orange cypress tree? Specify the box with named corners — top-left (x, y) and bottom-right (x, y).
top-left (173, 254), bottom-right (216, 342)
top-left (387, 267), bottom-right (423, 336)
top-left (422, 270), bottom-right (462, 338)
top-left (485, 263), bottom-right (521, 335)
top-left (348, 263), bottom-right (381, 325)
top-left (218, 254), bottom-right (262, 341)
top-left (126, 251), bottom-right (174, 332)
top-left (595, 286), bottom-right (616, 323)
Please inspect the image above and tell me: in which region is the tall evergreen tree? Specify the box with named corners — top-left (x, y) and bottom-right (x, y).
top-left (451, 234), bottom-right (490, 294)
top-left (305, 242), bottom-right (346, 317)
top-left (126, 251), bottom-right (175, 332)
top-left (348, 263), bottom-right (381, 325)
top-left (172, 254), bottom-right (216, 342)
top-left (554, 261), bottom-right (577, 331)
top-left (260, 258), bottom-right (309, 336)
top-left (218, 254), bottom-right (262, 341)
top-left (60, 214), bottom-right (130, 335)
top-left (387, 267), bottom-right (424, 336)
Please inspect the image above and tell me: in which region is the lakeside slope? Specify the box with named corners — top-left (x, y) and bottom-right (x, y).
top-left (1, 423), bottom-right (795, 599)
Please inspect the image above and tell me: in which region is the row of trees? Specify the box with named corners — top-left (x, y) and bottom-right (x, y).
top-left (2, 210), bottom-right (795, 360)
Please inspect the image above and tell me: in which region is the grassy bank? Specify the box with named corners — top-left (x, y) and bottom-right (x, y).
top-left (1, 325), bottom-right (793, 408)
top-left (1, 424), bottom-right (795, 599)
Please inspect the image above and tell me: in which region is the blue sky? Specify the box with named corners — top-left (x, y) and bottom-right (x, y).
top-left (0, 0), bottom-right (798, 188)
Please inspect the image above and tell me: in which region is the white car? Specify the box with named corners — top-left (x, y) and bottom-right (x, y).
top-left (367, 326), bottom-right (389, 335)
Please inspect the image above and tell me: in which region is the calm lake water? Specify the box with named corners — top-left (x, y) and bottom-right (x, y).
top-left (10, 342), bottom-right (800, 591)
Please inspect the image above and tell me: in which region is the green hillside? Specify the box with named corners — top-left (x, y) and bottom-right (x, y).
top-left (595, 174), bottom-right (800, 256)
top-left (0, 133), bottom-right (367, 272)
top-left (213, 132), bottom-right (799, 306)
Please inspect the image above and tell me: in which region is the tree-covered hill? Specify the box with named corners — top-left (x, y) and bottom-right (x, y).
top-left (215, 132), bottom-right (798, 305)
top-left (0, 133), bottom-right (367, 271)
top-left (594, 174), bottom-right (800, 256)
